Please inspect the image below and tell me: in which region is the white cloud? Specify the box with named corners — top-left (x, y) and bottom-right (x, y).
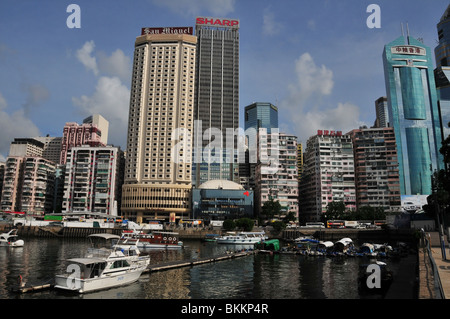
top-left (0, 92), bottom-right (41, 160)
top-left (263, 8), bottom-right (283, 36)
top-left (73, 41), bottom-right (132, 148)
top-left (76, 40), bottom-right (99, 76)
top-left (280, 53), bottom-right (366, 143)
top-left (97, 49), bottom-right (131, 82)
top-left (151, 0), bottom-right (236, 16)
top-left (284, 53), bottom-right (334, 110)
top-left (72, 76), bottom-right (130, 147)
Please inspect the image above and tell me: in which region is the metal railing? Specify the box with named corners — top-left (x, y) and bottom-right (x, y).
top-left (422, 231), bottom-right (445, 299)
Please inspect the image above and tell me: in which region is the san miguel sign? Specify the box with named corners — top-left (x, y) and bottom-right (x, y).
top-left (196, 16), bottom-right (239, 29)
top-left (141, 27), bottom-right (193, 36)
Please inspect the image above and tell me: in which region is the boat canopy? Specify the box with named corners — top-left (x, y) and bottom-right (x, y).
top-left (88, 234), bottom-right (121, 240)
top-left (66, 258), bottom-right (107, 265)
top-left (255, 239), bottom-right (280, 251)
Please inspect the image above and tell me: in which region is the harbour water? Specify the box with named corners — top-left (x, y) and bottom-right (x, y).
top-left (0, 237), bottom-right (418, 300)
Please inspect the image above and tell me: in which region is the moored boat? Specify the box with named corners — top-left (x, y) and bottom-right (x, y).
top-left (54, 233), bottom-right (150, 293)
top-left (0, 229), bottom-right (24, 247)
top-left (121, 230), bottom-right (183, 249)
top-left (334, 238), bottom-right (353, 252)
top-left (216, 231), bottom-right (267, 245)
top-left (202, 234), bottom-right (220, 242)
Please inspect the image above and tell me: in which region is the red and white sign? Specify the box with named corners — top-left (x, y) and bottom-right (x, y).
top-left (391, 45), bottom-right (426, 56)
top-left (141, 27), bottom-right (193, 36)
top-left (317, 130), bottom-right (343, 136)
top-left (196, 17), bottom-right (239, 29)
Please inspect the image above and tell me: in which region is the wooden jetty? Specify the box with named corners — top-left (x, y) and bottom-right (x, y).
top-left (11, 250), bottom-right (255, 294)
top-left (145, 250), bottom-right (254, 273)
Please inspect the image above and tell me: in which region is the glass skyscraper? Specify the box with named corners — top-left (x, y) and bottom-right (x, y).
top-left (383, 35), bottom-right (444, 195)
top-left (435, 4), bottom-right (450, 143)
top-left (193, 17), bottom-right (240, 187)
top-left (244, 102), bottom-right (279, 145)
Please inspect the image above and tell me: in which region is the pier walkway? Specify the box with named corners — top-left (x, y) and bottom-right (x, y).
top-left (424, 232), bottom-right (450, 299)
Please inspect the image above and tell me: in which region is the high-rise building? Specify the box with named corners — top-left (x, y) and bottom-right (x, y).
top-left (348, 127), bottom-right (401, 213)
top-left (0, 156), bottom-right (55, 214)
top-left (244, 102), bottom-right (278, 142)
top-left (255, 129), bottom-right (299, 218)
top-left (62, 146), bottom-right (121, 216)
top-left (121, 27), bottom-right (196, 223)
top-left (300, 130), bottom-right (356, 222)
top-left (383, 34), bottom-right (444, 195)
top-left (83, 114), bottom-right (109, 146)
top-left (60, 119), bottom-right (106, 165)
top-left (193, 17), bottom-right (240, 187)
top-left (435, 4), bottom-right (450, 143)
top-left (34, 136), bottom-right (62, 164)
top-left (242, 102), bottom-right (279, 190)
top-left (374, 96), bottom-right (389, 128)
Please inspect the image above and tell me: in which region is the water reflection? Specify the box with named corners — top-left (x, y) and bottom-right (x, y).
top-left (0, 238), bottom-right (414, 299)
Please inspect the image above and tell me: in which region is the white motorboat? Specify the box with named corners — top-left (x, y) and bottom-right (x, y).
top-left (216, 231), bottom-right (267, 245)
top-left (0, 229), bottom-right (24, 247)
top-left (54, 233), bottom-right (150, 293)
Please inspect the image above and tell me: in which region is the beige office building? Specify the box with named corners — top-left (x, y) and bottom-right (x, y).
top-left (121, 27), bottom-right (196, 223)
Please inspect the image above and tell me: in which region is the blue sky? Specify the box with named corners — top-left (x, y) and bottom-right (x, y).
top-left (0, 0), bottom-right (449, 161)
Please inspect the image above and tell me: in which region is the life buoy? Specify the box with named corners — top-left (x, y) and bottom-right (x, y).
top-left (163, 237), bottom-right (167, 241)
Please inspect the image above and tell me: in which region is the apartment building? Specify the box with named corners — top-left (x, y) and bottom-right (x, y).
top-left (300, 130), bottom-right (356, 221)
top-left (348, 126), bottom-right (401, 213)
top-left (255, 129), bottom-right (299, 218)
top-left (0, 156), bottom-right (55, 214)
top-left (62, 146), bottom-right (121, 216)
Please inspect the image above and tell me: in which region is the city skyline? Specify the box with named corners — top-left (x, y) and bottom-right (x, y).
top-left (0, 0), bottom-right (449, 162)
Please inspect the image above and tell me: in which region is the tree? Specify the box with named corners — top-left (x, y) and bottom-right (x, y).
top-left (235, 218), bottom-right (254, 231)
top-left (325, 201), bottom-right (346, 220)
top-left (261, 199), bottom-right (281, 219)
top-left (351, 206), bottom-right (385, 220)
top-left (223, 219), bottom-right (236, 231)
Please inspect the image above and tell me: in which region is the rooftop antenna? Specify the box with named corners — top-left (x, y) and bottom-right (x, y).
top-left (401, 23), bottom-right (404, 37)
top-left (406, 22), bottom-right (410, 44)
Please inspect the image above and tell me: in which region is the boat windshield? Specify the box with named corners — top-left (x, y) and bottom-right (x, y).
top-left (85, 247), bottom-right (111, 259)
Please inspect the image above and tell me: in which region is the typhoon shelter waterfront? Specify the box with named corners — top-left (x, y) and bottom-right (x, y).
top-left (0, 226), bottom-right (421, 300)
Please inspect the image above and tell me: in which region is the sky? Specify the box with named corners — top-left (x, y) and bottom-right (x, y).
top-left (0, 0), bottom-right (449, 162)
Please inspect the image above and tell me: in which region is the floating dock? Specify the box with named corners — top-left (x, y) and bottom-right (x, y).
top-left (145, 250), bottom-right (254, 273)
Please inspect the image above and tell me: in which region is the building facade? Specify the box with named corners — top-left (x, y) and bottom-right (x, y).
top-left (242, 102), bottom-right (279, 190)
top-left (348, 127), bottom-right (401, 213)
top-left (383, 35), bottom-right (444, 195)
top-left (62, 146), bottom-right (121, 216)
top-left (193, 17), bottom-right (240, 187)
top-left (300, 131), bottom-right (356, 222)
top-left (60, 119), bottom-right (106, 165)
top-left (192, 179), bottom-right (253, 221)
top-left (435, 4), bottom-right (450, 142)
top-left (0, 156), bottom-right (55, 214)
top-left (121, 27), bottom-right (197, 223)
top-left (374, 96), bottom-right (389, 128)
top-left (255, 130), bottom-right (299, 218)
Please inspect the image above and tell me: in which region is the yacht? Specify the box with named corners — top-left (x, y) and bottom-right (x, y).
top-left (0, 229), bottom-right (24, 247)
top-left (216, 231), bottom-right (267, 245)
top-left (120, 230), bottom-right (183, 249)
top-left (54, 233), bottom-right (150, 293)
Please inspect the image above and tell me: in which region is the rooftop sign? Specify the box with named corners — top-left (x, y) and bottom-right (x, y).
top-left (196, 17), bottom-right (239, 29)
top-left (391, 45), bottom-right (426, 56)
top-left (317, 130), bottom-right (343, 136)
top-left (141, 27), bottom-right (193, 36)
